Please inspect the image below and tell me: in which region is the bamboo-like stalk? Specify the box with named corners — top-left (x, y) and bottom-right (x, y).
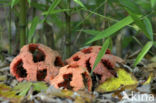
top-left (44, 0), bottom-right (55, 49)
top-left (19, 0), bottom-right (27, 48)
top-left (9, 6), bottom-right (12, 54)
top-left (0, 28), bottom-right (3, 61)
top-left (65, 0), bottom-right (71, 58)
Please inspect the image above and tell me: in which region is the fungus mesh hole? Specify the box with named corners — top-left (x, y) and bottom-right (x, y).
top-left (73, 56), bottom-right (80, 61)
top-left (54, 56), bottom-right (63, 67)
top-left (29, 44), bottom-right (45, 63)
top-left (67, 64), bottom-right (79, 68)
top-left (91, 73), bottom-right (102, 91)
top-left (81, 48), bottom-right (92, 54)
top-left (82, 72), bottom-right (89, 89)
top-left (37, 69), bottom-right (47, 81)
top-left (86, 58), bottom-right (91, 73)
top-left (58, 73), bottom-right (73, 90)
top-left (15, 60), bottom-right (27, 78)
top-left (102, 59), bottom-right (117, 77)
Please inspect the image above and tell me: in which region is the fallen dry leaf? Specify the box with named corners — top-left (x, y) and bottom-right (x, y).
top-left (96, 68), bottom-right (138, 93)
top-left (0, 83), bottom-right (23, 103)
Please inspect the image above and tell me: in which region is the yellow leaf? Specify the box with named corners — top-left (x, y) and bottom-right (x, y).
top-left (143, 73), bottom-right (153, 85)
top-left (96, 68), bottom-right (138, 93)
top-left (0, 83), bottom-right (22, 103)
top-left (150, 56), bottom-right (156, 62)
top-left (0, 75), bottom-right (6, 81)
top-left (75, 96), bottom-right (85, 103)
top-left (61, 89), bottom-right (74, 97)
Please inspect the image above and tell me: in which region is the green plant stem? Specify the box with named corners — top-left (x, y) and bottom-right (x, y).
top-left (73, 1), bottom-right (106, 32)
top-left (19, 0), bottom-right (27, 48)
top-left (9, 6), bottom-right (12, 54)
top-left (64, 0), bottom-right (71, 58)
top-left (0, 29), bottom-right (3, 61)
top-left (32, 0), bottom-right (36, 18)
top-left (44, 1), bottom-right (55, 49)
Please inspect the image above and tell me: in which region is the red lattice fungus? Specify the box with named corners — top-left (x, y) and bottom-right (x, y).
top-left (10, 44), bottom-right (64, 82)
top-left (50, 65), bottom-right (92, 91)
top-left (66, 46), bottom-right (123, 83)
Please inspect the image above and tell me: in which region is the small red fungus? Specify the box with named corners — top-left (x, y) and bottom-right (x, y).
top-left (50, 65), bottom-right (92, 91)
top-left (66, 46), bottom-right (123, 83)
top-left (10, 44), bottom-right (64, 82)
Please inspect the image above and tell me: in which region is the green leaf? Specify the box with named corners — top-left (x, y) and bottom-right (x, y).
top-left (119, 0), bottom-right (141, 14)
top-left (28, 0), bottom-right (31, 6)
top-left (49, 15), bottom-right (65, 29)
top-left (13, 82), bottom-right (32, 96)
top-left (143, 17), bottom-right (153, 41)
top-left (13, 82), bottom-right (48, 96)
top-left (28, 16), bottom-right (39, 43)
top-left (0, 0), bottom-right (9, 4)
top-left (154, 41), bottom-right (156, 48)
top-left (87, 16), bottom-right (134, 44)
top-left (42, 9), bottom-right (70, 15)
top-left (134, 41), bottom-right (153, 66)
top-left (74, 0), bottom-right (86, 8)
top-left (81, 29), bottom-right (100, 35)
top-left (47, 0), bottom-right (61, 13)
top-left (151, 0), bottom-right (156, 8)
top-left (96, 68), bottom-right (138, 92)
top-left (83, 9), bottom-right (117, 22)
top-left (11, 0), bottom-right (16, 8)
top-left (42, 0), bottom-right (61, 22)
top-left (129, 12), bottom-right (153, 40)
top-left (0, 84), bottom-right (22, 102)
top-left (11, 0), bottom-right (19, 8)
top-left (122, 5), bottom-right (153, 40)
top-left (31, 2), bottom-right (47, 11)
top-left (32, 82), bottom-right (48, 92)
top-left (91, 38), bottom-right (110, 75)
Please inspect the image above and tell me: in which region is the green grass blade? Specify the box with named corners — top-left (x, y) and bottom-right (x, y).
top-left (47, 0), bottom-right (61, 11)
top-left (129, 13), bottom-right (153, 41)
top-left (81, 29), bottom-right (100, 35)
top-left (87, 16), bottom-right (134, 44)
top-left (83, 9), bottom-right (118, 22)
top-left (151, 0), bottom-right (156, 8)
top-left (28, 16), bottom-right (39, 43)
top-left (0, 0), bottom-right (9, 4)
top-left (42, 9), bottom-right (70, 15)
top-left (154, 41), bottom-right (156, 48)
top-left (134, 41), bottom-right (153, 67)
top-left (42, 0), bottom-right (61, 23)
top-left (11, 0), bottom-right (19, 8)
top-left (119, 1), bottom-right (154, 41)
top-left (74, 0), bottom-right (86, 8)
top-left (31, 2), bottom-right (47, 11)
top-left (28, 0), bottom-right (31, 6)
top-left (127, 9), bottom-right (153, 41)
top-left (143, 17), bottom-right (153, 41)
top-left (33, 82), bottom-right (48, 92)
top-left (13, 82), bottom-right (32, 96)
top-left (119, 0), bottom-right (141, 14)
top-left (91, 38), bottom-right (110, 75)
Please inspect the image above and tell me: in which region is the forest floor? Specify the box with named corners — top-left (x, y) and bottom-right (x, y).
top-left (0, 51), bottom-right (156, 103)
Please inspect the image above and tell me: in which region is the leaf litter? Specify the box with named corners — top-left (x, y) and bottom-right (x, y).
top-left (0, 51), bottom-right (156, 103)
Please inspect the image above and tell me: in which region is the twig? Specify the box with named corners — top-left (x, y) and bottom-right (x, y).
top-left (9, 6), bottom-right (12, 54)
top-left (73, 29), bottom-right (82, 49)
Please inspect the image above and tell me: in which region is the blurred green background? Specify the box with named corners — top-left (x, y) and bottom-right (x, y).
top-left (0, 0), bottom-right (156, 62)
